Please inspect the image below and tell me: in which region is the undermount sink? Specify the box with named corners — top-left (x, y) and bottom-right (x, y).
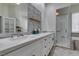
top-left (0, 36), bottom-right (29, 46)
top-left (0, 35), bottom-right (36, 45)
top-left (10, 35), bottom-right (28, 41)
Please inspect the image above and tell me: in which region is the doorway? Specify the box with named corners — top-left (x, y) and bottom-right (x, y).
top-left (56, 14), bottom-right (71, 48)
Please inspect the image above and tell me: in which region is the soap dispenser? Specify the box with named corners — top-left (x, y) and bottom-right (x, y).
top-left (32, 28), bottom-right (37, 34)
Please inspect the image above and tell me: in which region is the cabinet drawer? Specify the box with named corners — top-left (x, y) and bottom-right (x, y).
top-left (42, 35), bottom-right (54, 56)
top-left (42, 37), bottom-right (50, 56)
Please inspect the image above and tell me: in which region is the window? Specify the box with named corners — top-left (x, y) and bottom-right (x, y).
top-left (72, 13), bottom-right (79, 33)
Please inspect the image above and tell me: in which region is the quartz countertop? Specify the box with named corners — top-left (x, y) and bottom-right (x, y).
top-left (0, 32), bottom-right (53, 55)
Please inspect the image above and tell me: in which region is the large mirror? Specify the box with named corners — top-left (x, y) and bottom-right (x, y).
top-left (0, 3), bottom-right (41, 38)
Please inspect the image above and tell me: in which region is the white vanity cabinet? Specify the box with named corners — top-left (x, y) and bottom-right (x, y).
top-left (5, 39), bottom-right (43, 56)
top-left (4, 34), bottom-right (54, 56)
top-left (42, 35), bottom-right (54, 56)
top-left (5, 43), bottom-right (35, 56)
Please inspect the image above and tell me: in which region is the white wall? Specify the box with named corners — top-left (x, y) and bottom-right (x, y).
top-left (15, 4), bottom-right (28, 32)
top-left (8, 4), bottom-right (16, 17)
top-left (0, 4), bottom-right (8, 17)
top-left (41, 5), bottom-right (56, 32)
top-left (0, 4), bottom-right (16, 17)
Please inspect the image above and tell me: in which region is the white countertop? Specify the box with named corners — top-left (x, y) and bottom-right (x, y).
top-left (0, 32), bottom-right (53, 55)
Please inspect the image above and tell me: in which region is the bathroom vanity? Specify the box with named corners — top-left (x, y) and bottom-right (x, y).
top-left (0, 32), bottom-right (55, 56)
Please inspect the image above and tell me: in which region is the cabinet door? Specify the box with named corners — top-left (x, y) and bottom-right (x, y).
top-left (42, 35), bottom-right (54, 56)
top-left (48, 35), bottom-right (54, 49)
top-left (42, 37), bottom-right (50, 56)
top-left (46, 37), bottom-right (52, 55)
top-left (32, 39), bottom-right (43, 56)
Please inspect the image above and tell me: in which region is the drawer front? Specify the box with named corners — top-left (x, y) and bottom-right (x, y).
top-left (32, 39), bottom-right (43, 56)
top-left (42, 37), bottom-right (51, 56)
top-left (49, 37), bottom-right (54, 49)
top-left (42, 35), bottom-right (54, 56)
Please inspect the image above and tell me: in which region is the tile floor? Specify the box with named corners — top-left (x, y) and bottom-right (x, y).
top-left (49, 37), bottom-right (79, 56)
top-left (56, 38), bottom-right (71, 48)
top-left (50, 46), bottom-right (79, 56)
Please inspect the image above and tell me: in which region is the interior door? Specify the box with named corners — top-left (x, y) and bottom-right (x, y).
top-left (56, 15), bottom-right (70, 48)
